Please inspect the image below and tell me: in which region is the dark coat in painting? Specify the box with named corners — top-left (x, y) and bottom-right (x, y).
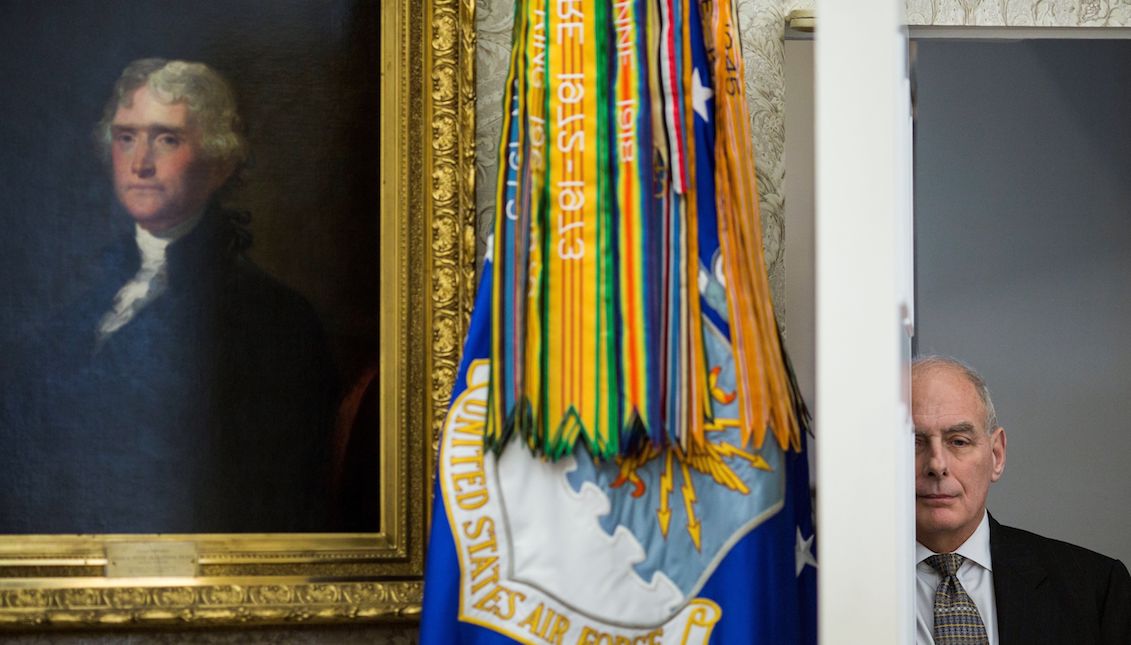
top-left (0, 208), bottom-right (338, 534)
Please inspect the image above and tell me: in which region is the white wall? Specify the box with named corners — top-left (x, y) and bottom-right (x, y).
top-left (914, 39), bottom-right (1131, 566)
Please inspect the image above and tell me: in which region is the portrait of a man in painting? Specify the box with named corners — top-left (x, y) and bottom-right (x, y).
top-left (0, 2), bottom-right (380, 536)
top-left (1, 58), bottom-right (338, 534)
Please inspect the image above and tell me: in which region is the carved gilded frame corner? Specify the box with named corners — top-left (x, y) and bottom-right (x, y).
top-left (0, 0), bottom-right (476, 631)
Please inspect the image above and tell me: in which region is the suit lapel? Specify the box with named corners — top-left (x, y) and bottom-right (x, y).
top-left (989, 515), bottom-right (1050, 645)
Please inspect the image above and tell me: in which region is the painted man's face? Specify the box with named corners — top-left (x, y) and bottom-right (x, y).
top-left (110, 86), bottom-right (229, 232)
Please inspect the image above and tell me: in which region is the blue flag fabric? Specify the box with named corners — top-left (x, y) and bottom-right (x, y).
top-left (420, 248), bottom-right (817, 643)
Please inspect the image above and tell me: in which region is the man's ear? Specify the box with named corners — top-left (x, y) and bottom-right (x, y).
top-left (990, 426), bottom-right (1007, 482)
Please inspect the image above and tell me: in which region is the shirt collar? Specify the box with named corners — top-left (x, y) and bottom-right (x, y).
top-left (915, 511), bottom-right (993, 572)
top-left (134, 211), bottom-right (204, 267)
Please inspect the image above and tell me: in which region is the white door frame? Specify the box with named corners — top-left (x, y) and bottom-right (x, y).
top-left (813, 2), bottom-right (916, 643)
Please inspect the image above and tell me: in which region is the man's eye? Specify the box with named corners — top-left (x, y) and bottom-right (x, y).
top-left (950, 438), bottom-right (970, 447)
top-left (156, 135), bottom-right (180, 147)
top-left (115, 133), bottom-right (135, 145)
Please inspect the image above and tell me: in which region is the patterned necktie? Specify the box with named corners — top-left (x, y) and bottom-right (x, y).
top-left (927, 553), bottom-right (989, 645)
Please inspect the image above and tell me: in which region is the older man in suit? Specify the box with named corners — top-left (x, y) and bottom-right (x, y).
top-left (912, 356), bottom-right (1130, 644)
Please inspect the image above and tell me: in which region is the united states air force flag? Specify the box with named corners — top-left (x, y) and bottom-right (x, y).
top-left (422, 0), bottom-right (816, 642)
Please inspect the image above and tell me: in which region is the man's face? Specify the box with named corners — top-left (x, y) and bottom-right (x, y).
top-left (912, 365), bottom-right (1006, 553)
top-left (110, 86), bottom-right (230, 232)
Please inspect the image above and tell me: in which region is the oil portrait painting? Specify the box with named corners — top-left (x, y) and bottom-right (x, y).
top-left (0, 0), bottom-right (380, 535)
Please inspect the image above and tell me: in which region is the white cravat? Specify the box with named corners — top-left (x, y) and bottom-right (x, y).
top-left (96, 214), bottom-right (203, 343)
top-left (915, 512), bottom-right (999, 645)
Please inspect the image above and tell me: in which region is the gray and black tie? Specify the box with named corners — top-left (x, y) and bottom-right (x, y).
top-left (926, 553), bottom-right (989, 644)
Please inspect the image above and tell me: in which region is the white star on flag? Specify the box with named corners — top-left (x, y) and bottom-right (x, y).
top-left (692, 68), bottom-right (713, 122)
top-left (795, 527), bottom-right (817, 576)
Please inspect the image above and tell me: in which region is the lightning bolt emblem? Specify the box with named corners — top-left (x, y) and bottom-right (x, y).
top-left (680, 459), bottom-right (702, 550)
top-left (711, 441), bottom-right (773, 472)
top-left (657, 449), bottom-right (675, 537)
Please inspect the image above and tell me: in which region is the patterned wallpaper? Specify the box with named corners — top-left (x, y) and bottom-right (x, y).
top-left (906, 0), bottom-right (1131, 25)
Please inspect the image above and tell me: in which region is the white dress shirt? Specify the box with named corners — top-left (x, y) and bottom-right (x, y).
top-left (97, 214), bottom-right (203, 343)
top-left (915, 511), bottom-right (998, 645)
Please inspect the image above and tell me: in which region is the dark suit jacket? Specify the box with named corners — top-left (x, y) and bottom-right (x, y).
top-left (990, 514), bottom-right (1131, 644)
top-left (1, 208), bottom-right (339, 534)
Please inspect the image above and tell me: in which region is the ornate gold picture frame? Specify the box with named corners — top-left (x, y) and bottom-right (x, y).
top-left (0, 0), bottom-right (475, 630)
